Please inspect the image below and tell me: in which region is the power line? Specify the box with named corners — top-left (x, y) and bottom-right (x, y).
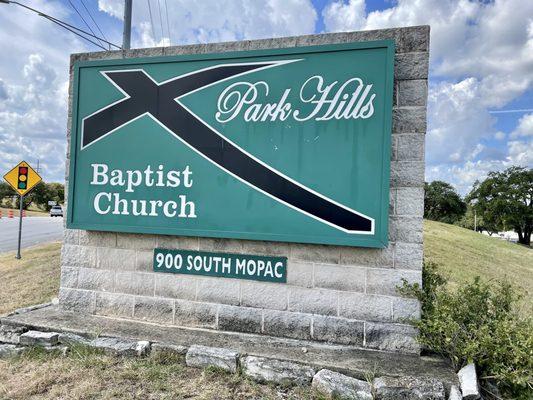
top-left (79, 0), bottom-right (108, 44)
top-left (164, 0), bottom-right (171, 45)
top-left (157, 0), bottom-right (164, 43)
top-left (42, 14), bottom-right (107, 50)
top-left (146, 0), bottom-right (156, 43)
top-left (68, 0), bottom-right (105, 49)
top-left (1, 1), bottom-right (121, 50)
top-left (43, 12), bottom-right (120, 49)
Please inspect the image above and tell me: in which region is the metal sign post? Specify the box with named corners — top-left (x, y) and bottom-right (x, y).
top-left (3, 161), bottom-right (43, 259)
top-left (16, 195), bottom-right (23, 259)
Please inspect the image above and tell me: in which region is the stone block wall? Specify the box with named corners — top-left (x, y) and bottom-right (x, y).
top-left (61, 26), bottom-right (429, 354)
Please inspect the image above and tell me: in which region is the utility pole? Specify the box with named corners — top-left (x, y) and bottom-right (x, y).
top-left (474, 209), bottom-right (477, 232)
top-left (122, 0), bottom-right (132, 50)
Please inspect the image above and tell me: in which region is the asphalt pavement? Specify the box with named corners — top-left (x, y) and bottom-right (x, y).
top-left (0, 216), bottom-right (64, 253)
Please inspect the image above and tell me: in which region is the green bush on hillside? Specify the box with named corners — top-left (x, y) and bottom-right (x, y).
top-left (399, 262), bottom-right (533, 398)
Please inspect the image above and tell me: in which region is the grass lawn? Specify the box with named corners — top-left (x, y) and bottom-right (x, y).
top-left (424, 219), bottom-right (533, 311)
top-left (0, 242), bottom-right (61, 315)
top-left (0, 243), bottom-right (320, 399)
top-left (0, 206), bottom-right (49, 218)
top-left (0, 348), bottom-right (321, 399)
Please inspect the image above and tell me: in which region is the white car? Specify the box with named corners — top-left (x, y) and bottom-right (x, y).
top-left (50, 205), bottom-right (63, 217)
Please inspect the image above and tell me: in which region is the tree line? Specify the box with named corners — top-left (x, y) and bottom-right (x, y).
top-left (0, 181), bottom-right (65, 211)
top-left (425, 166), bottom-right (532, 246)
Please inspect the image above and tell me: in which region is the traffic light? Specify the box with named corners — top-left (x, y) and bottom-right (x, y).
top-left (17, 165), bottom-right (28, 190)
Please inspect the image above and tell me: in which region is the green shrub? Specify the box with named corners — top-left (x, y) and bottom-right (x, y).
top-left (399, 262), bottom-right (533, 398)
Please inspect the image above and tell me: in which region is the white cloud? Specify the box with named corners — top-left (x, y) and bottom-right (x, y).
top-left (0, 0), bottom-right (91, 182)
top-left (426, 160), bottom-right (503, 195)
top-left (426, 78), bottom-right (495, 165)
top-left (323, 0), bottom-right (533, 192)
top-left (507, 140), bottom-right (533, 166)
top-left (0, 54), bottom-right (68, 182)
top-left (324, 0), bottom-right (480, 62)
top-left (322, 0), bottom-right (366, 32)
top-left (98, 0), bottom-right (318, 47)
top-left (323, 0), bottom-right (533, 106)
top-left (494, 131), bottom-right (506, 141)
top-left (0, 79), bottom-right (7, 100)
top-left (426, 132), bottom-right (532, 195)
top-left (510, 113), bottom-right (533, 138)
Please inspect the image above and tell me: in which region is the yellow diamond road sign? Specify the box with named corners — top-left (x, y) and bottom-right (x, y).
top-left (3, 161), bottom-right (42, 196)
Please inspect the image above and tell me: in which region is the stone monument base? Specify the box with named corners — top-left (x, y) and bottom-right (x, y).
top-left (1, 304), bottom-right (457, 395)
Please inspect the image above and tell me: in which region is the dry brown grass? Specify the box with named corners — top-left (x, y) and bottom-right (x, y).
top-left (0, 242), bottom-right (61, 315)
top-left (0, 348), bottom-right (321, 400)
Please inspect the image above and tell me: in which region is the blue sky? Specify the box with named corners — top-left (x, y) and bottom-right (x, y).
top-left (0, 0), bottom-right (531, 195)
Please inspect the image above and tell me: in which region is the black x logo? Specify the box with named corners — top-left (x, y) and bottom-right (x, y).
top-left (81, 62), bottom-right (374, 233)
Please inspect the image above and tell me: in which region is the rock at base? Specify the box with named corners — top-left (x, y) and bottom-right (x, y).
top-left (19, 330), bottom-right (59, 346)
top-left (185, 345), bottom-right (239, 373)
top-left (135, 340), bottom-right (151, 356)
top-left (40, 345), bottom-right (70, 356)
top-left (58, 332), bottom-right (91, 346)
top-left (7, 303), bottom-right (52, 316)
top-left (242, 355), bottom-right (315, 386)
top-left (0, 344), bottom-right (24, 359)
top-left (151, 342), bottom-right (188, 357)
top-left (90, 337), bottom-right (150, 357)
top-left (373, 375), bottom-right (445, 399)
top-left (0, 325), bottom-right (26, 344)
top-left (448, 385), bottom-right (462, 400)
top-left (457, 364), bottom-right (480, 400)
top-left (312, 369), bottom-right (372, 400)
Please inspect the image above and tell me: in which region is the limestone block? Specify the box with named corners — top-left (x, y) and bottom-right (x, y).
top-left (0, 325), bottom-right (26, 344)
top-left (263, 309), bottom-right (312, 340)
top-left (174, 299), bottom-right (217, 328)
top-left (365, 322), bottom-right (420, 354)
top-left (151, 342), bottom-right (188, 357)
top-left (90, 337), bottom-right (150, 356)
top-left (339, 293), bottom-right (392, 322)
top-left (242, 355), bottom-right (315, 386)
top-left (312, 315), bottom-right (364, 346)
top-left (313, 264), bottom-right (365, 293)
top-left (373, 375), bottom-right (445, 399)
top-left (448, 385), bottom-right (462, 400)
top-left (0, 344), bottom-right (24, 359)
top-left (133, 296), bottom-right (174, 324)
top-left (457, 364), bottom-right (480, 400)
top-left (288, 287), bottom-right (338, 316)
top-left (241, 282), bottom-right (288, 311)
top-left (287, 261), bottom-right (313, 288)
top-left (19, 330), bottom-right (59, 346)
top-left (217, 305), bottom-right (262, 334)
top-left (398, 80), bottom-right (428, 107)
top-left (312, 369), bottom-right (372, 400)
top-left (185, 345), bottom-right (239, 373)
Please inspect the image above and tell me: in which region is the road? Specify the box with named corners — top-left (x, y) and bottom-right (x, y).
top-left (0, 217), bottom-right (64, 253)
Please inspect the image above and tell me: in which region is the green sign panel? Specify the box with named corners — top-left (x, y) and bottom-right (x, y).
top-left (154, 248), bottom-right (287, 283)
top-left (67, 40), bottom-right (394, 247)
